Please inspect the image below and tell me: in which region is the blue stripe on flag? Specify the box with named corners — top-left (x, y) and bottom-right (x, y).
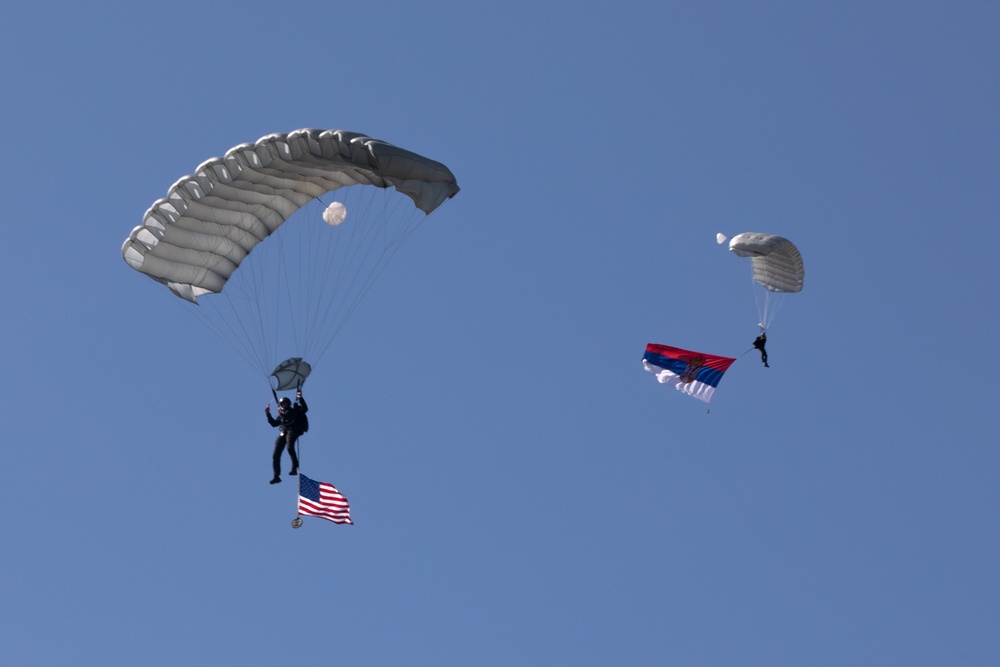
top-left (642, 351), bottom-right (726, 388)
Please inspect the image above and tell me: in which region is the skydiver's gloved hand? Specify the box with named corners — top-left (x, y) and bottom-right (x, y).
top-left (265, 402), bottom-right (271, 414)
top-left (296, 390), bottom-right (303, 399)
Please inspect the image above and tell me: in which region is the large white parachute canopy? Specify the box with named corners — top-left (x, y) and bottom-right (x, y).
top-left (122, 129), bottom-right (459, 390)
top-left (720, 232), bottom-right (804, 329)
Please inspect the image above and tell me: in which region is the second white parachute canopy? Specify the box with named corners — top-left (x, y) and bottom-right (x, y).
top-left (727, 232), bottom-right (804, 293)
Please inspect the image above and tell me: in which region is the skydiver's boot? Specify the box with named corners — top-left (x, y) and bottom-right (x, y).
top-left (271, 456), bottom-right (282, 485)
top-left (289, 468), bottom-right (298, 476)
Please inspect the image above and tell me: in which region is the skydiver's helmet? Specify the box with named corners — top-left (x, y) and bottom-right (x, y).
top-left (279, 397), bottom-right (292, 410)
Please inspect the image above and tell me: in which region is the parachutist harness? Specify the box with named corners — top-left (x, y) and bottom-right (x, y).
top-left (270, 379), bottom-right (310, 530)
top-left (271, 381), bottom-right (306, 455)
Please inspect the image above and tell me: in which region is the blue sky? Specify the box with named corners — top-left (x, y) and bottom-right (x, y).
top-left (2, 1), bottom-right (998, 664)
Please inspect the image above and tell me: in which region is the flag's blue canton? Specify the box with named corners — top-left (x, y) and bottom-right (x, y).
top-left (299, 474), bottom-right (321, 501)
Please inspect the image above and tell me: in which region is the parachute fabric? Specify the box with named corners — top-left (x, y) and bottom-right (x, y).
top-left (271, 357), bottom-right (312, 391)
top-left (727, 233), bottom-right (804, 293)
top-left (122, 129), bottom-right (459, 303)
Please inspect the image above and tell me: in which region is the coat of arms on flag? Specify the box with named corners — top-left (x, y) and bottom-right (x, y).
top-left (642, 343), bottom-right (736, 404)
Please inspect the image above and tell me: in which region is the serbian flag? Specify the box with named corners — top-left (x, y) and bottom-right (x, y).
top-left (642, 343), bottom-right (736, 404)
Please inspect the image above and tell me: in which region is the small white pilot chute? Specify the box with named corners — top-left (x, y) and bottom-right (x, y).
top-left (322, 202), bottom-right (347, 226)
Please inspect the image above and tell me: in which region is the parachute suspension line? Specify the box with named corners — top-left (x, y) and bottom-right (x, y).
top-left (274, 213), bottom-right (304, 359)
top-left (153, 188), bottom-right (438, 386)
top-left (759, 290), bottom-right (785, 332)
top-left (762, 291), bottom-right (772, 331)
top-left (300, 197), bottom-right (328, 359)
top-left (207, 190), bottom-right (319, 385)
top-left (123, 129), bottom-right (460, 397)
top-left (291, 368), bottom-right (305, 486)
top-left (310, 187), bottom-right (430, 367)
top-left (280, 192), bottom-right (361, 366)
top-left (306, 191), bottom-right (371, 360)
top-left (295, 434), bottom-right (303, 477)
top-left (171, 187), bottom-right (430, 386)
top-left (194, 184), bottom-right (433, 375)
top-left (158, 286), bottom-right (265, 382)
top-left (748, 274), bottom-right (786, 332)
top-left (314, 202), bottom-right (426, 364)
top-left (202, 201), bottom-right (285, 384)
top-left (750, 272), bottom-right (767, 331)
top-left (323, 187), bottom-right (394, 346)
top-left (171, 240), bottom-right (276, 386)
top-left (258, 204), bottom-right (289, 370)
top-left (185, 300), bottom-right (270, 381)
top-left (172, 192), bottom-right (264, 384)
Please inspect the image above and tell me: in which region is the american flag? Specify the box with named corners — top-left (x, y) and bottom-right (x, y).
top-left (298, 474), bottom-right (353, 525)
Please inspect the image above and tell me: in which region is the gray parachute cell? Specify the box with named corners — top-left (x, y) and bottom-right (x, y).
top-left (728, 233), bottom-right (804, 293)
top-left (121, 129), bottom-right (460, 302)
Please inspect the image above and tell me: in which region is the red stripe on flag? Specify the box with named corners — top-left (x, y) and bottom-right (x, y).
top-left (298, 481), bottom-right (353, 525)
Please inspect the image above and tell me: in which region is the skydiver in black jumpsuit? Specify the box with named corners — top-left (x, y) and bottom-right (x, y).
top-left (265, 391), bottom-right (308, 484)
top-left (753, 332), bottom-right (769, 368)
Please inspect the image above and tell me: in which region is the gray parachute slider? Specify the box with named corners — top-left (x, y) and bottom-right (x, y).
top-left (271, 357), bottom-right (312, 391)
